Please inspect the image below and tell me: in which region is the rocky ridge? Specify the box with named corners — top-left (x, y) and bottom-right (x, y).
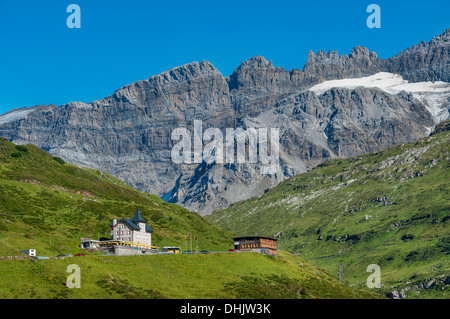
top-left (0, 29), bottom-right (449, 214)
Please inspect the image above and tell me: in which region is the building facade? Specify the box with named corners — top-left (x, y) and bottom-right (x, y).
top-left (20, 249), bottom-right (36, 257)
top-left (110, 208), bottom-right (154, 246)
top-left (233, 236), bottom-right (278, 256)
top-left (80, 238), bottom-right (100, 249)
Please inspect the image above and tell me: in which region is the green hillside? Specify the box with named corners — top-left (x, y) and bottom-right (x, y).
top-left (0, 137), bottom-right (232, 256)
top-left (0, 138), bottom-right (379, 299)
top-left (208, 122), bottom-right (450, 299)
top-left (0, 251), bottom-right (379, 299)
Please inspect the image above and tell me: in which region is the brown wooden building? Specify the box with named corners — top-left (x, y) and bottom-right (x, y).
top-left (233, 236), bottom-right (278, 256)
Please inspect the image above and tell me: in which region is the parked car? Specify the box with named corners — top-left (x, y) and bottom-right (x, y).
top-left (199, 250), bottom-right (210, 254)
top-left (74, 253), bottom-right (85, 257)
top-left (228, 249), bottom-right (236, 252)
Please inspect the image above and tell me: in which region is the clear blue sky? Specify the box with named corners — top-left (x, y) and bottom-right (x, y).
top-left (0, 0), bottom-right (449, 114)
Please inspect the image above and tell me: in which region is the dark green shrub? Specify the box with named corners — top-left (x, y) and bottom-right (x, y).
top-left (53, 157), bottom-right (65, 165)
top-left (401, 234), bottom-right (415, 241)
top-left (437, 237), bottom-right (450, 254)
top-left (15, 145), bottom-right (28, 152)
top-left (11, 152), bottom-right (22, 158)
top-left (405, 251), bottom-right (419, 262)
top-left (0, 221), bottom-right (8, 231)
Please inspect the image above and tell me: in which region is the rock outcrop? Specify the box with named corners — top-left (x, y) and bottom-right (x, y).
top-left (386, 275), bottom-right (450, 299)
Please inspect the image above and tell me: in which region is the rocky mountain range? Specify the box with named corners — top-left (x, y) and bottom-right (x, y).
top-left (0, 29), bottom-right (449, 215)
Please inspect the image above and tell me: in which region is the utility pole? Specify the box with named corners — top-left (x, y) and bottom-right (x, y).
top-left (196, 236), bottom-right (198, 253)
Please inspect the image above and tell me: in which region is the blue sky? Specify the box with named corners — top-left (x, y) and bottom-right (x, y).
top-left (0, 0), bottom-right (449, 114)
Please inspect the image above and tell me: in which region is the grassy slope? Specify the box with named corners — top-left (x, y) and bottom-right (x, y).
top-left (0, 138), bottom-right (378, 299)
top-left (208, 126), bottom-right (450, 298)
top-left (0, 138), bottom-right (232, 256)
top-left (0, 251), bottom-right (379, 299)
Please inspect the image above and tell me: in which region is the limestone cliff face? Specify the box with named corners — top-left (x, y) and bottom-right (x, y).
top-left (0, 61), bottom-right (233, 196)
top-left (168, 87), bottom-right (435, 214)
top-left (228, 56), bottom-right (319, 117)
top-left (0, 29), bottom-right (448, 215)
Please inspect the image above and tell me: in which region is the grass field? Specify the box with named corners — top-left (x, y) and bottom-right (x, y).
top-left (0, 251), bottom-right (381, 299)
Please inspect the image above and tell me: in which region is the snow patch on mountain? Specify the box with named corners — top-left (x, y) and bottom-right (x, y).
top-left (0, 107), bottom-right (37, 124)
top-left (309, 72), bottom-right (450, 123)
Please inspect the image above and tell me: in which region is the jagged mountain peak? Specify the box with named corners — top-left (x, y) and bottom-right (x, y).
top-left (387, 29), bottom-right (450, 82)
top-left (430, 28), bottom-right (450, 44)
top-left (307, 49), bottom-right (340, 59)
top-left (398, 28), bottom-right (450, 56)
top-left (236, 56), bottom-right (275, 70)
top-left (305, 46), bottom-right (377, 64)
top-left (302, 45), bottom-right (380, 79)
top-left (102, 60), bottom-right (226, 106)
top-left (111, 60), bottom-right (221, 93)
top-left (349, 45), bottom-right (378, 59)
top-left (149, 60), bottom-right (222, 84)
top-left (226, 56), bottom-right (278, 93)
